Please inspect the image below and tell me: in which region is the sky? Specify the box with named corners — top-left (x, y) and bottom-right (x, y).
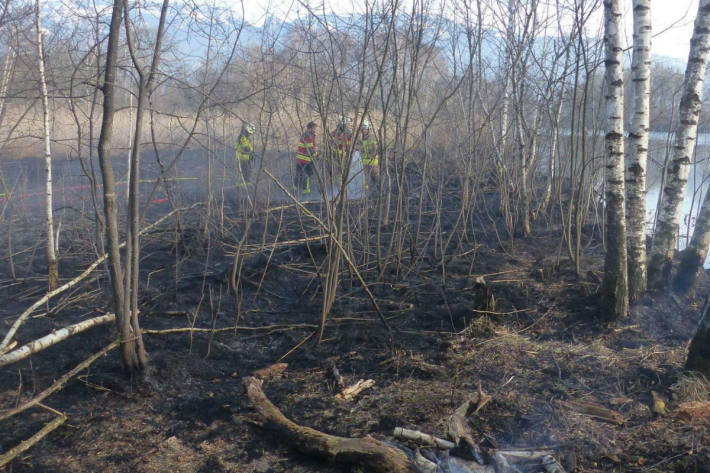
top-left (625, 0), bottom-right (698, 61)
top-left (239, 0), bottom-right (702, 63)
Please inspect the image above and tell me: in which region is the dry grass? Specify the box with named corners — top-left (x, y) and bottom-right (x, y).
top-left (672, 373), bottom-right (710, 403)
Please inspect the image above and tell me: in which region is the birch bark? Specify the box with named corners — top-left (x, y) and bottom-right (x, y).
top-left (600, 0), bottom-right (628, 318)
top-left (625, 0), bottom-right (651, 301)
top-left (36, 0), bottom-right (58, 291)
top-left (648, 0), bottom-right (710, 288)
top-left (674, 3), bottom-right (710, 293)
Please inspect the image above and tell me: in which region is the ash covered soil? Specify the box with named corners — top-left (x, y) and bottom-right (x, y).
top-left (0, 195), bottom-right (709, 473)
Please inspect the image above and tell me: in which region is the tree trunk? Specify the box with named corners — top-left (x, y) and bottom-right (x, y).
top-left (0, 45), bottom-right (15, 132)
top-left (36, 0), bottom-right (58, 291)
top-left (120, 0), bottom-right (170, 371)
top-left (96, 0), bottom-right (140, 372)
top-left (674, 4), bottom-right (710, 292)
top-left (686, 298), bottom-right (710, 377)
top-left (600, 0), bottom-right (629, 319)
top-left (648, 0), bottom-right (710, 289)
top-left (626, 0), bottom-right (651, 301)
top-left (675, 209), bottom-right (710, 293)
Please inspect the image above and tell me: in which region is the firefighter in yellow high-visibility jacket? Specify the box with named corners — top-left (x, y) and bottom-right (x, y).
top-left (236, 122), bottom-right (256, 186)
top-left (359, 119), bottom-right (379, 192)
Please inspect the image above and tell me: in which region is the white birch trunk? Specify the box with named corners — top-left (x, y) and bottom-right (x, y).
top-left (36, 0), bottom-right (58, 290)
top-left (0, 47), bottom-right (15, 130)
top-left (0, 314), bottom-right (115, 367)
top-left (600, 0), bottom-right (628, 319)
top-left (648, 0), bottom-right (710, 288)
top-left (625, 0), bottom-right (651, 301)
top-left (499, 0), bottom-right (515, 149)
top-left (676, 186), bottom-right (710, 292)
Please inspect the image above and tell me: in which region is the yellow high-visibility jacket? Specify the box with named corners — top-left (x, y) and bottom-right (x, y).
top-left (236, 135), bottom-right (253, 161)
top-left (296, 130), bottom-right (317, 163)
top-left (361, 137), bottom-right (379, 166)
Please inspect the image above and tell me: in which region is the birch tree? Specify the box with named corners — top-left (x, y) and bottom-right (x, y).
top-left (35, 0), bottom-right (58, 290)
top-left (625, 0), bottom-right (651, 301)
top-left (675, 3), bottom-right (710, 292)
top-left (647, 0), bottom-right (710, 289)
top-left (676, 182), bottom-right (710, 292)
top-left (600, 0), bottom-right (628, 319)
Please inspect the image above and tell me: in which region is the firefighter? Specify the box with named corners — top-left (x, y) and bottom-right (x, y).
top-left (331, 115), bottom-right (353, 160)
top-left (295, 121), bottom-right (318, 194)
top-left (324, 115), bottom-right (352, 189)
top-left (236, 122), bottom-right (256, 186)
top-left (359, 119), bottom-right (379, 192)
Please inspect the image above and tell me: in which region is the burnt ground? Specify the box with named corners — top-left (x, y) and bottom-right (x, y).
top-left (0, 192), bottom-right (709, 473)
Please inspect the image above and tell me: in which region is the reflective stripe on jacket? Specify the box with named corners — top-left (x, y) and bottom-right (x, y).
top-left (361, 137), bottom-right (379, 166)
top-left (296, 130), bottom-right (317, 164)
top-left (236, 135), bottom-right (253, 161)
top-left (332, 130), bottom-right (352, 157)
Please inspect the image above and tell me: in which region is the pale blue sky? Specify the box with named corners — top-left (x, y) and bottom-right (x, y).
top-left (240, 0), bottom-right (700, 62)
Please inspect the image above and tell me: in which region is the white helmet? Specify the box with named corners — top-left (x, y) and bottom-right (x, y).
top-left (361, 119), bottom-right (371, 130)
top-left (338, 115), bottom-right (348, 126)
top-left (245, 123), bottom-right (255, 134)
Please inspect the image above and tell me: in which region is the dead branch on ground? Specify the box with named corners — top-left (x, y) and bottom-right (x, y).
top-left (0, 340), bottom-right (119, 422)
top-left (335, 379), bottom-right (375, 401)
top-left (0, 204), bottom-right (202, 354)
top-left (445, 381), bottom-right (490, 463)
top-left (243, 376), bottom-right (421, 473)
top-left (0, 414), bottom-right (66, 468)
top-left (393, 427), bottom-right (456, 449)
top-left (0, 313), bottom-right (115, 367)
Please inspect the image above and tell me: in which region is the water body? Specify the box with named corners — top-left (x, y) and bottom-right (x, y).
top-left (641, 131), bottom-right (710, 267)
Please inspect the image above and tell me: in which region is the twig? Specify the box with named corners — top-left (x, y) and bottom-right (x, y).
top-left (0, 414), bottom-right (67, 468)
top-left (470, 308), bottom-right (532, 316)
top-left (0, 204), bottom-right (201, 354)
top-left (0, 341), bottom-right (119, 422)
top-left (641, 452), bottom-right (688, 472)
top-left (278, 330), bottom-right (316, 361)
top-left (393, 427), bottom-right (456, 449)
top-left (336, 379), bottom-right (376, 401)
top-left (142, 323), bottom-right (317, 335)
top-left (265, 169), bottom-right (393, 345)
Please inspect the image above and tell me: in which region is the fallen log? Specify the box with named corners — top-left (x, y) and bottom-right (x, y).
top-left (243, 376), bottom-right (421, 473)
top-left (0, 313), bottom-right (115, 367)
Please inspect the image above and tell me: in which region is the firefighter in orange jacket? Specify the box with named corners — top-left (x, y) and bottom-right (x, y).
top-left (295, 121), bottom-right (318, 194)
